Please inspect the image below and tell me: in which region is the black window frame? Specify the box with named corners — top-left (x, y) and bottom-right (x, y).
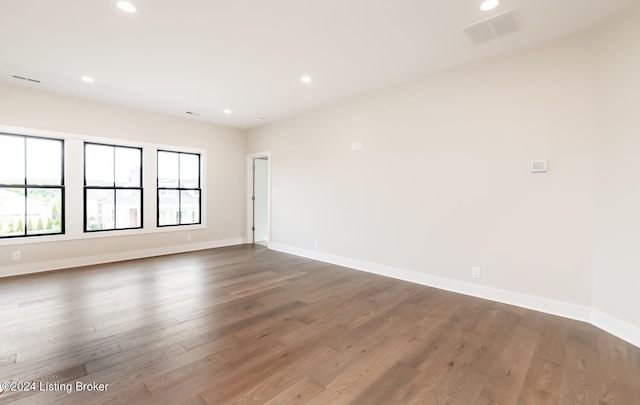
top-left (0, 132), bottom-right (65, 239)
top-left (83, 142), bottom-right (143, 232)
top-left (157, 150), bottom-right (202, 227)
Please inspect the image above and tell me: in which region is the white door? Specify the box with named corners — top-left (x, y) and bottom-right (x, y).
top-left (253, 158), bottom-right (269, 242)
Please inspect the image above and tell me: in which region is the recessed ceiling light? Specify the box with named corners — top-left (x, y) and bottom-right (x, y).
top-left (256, 117), bottom-right (264, 121)
top-left (300, 75), bottom-right (312, 83)
top-left (116, 1), bottom-right (137, 13)
top-left (480, 0), bottom-right (499, 11)
top-left (81, 76), bottom-right (95, 83)
top-left (223, 109), bottom-right (232, 114)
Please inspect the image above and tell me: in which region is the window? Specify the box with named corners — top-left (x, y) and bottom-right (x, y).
top-left (157, 150), bottom-right (201, 226)
top-left (84, 143), bottom-right (142, 231)
top-left (0, 133), bottom-right (64, 238)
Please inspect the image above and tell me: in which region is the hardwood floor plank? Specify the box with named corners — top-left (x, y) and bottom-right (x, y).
top-left (137, 339), bottom-right (287, 404)
top-left (174, 286), bottom-right (281, 323)
top-left (478, 325), bottom-right (540, 403)
top-left (350, 363), bottom-right (421, 404)
top-left (179, 300), bottom-right (307, 351)
top-left (143, 335), bottom-right (274, 395)
top-left (262, 377), bottom-right (325, 405)
top-left (91, 383), bottom-right (151, 405)
top-left (399, 323), bottom-right (487, 403)
top-left (176, 396), bottom-right (208, 405)
top-left (224, 345), bottom-right (336, 404)
top-left (305, 333), bottom-right (421, 404)
top-left (406, 367), bottom-right (489, 405)
top-left (466, 310), bottom-right (521, 375)
top-left (0, 354), bottom-right (17, 367)
top-left (596, 331), bottom-right (637, 404)
top-left (559, 324), bottom-right (600, 404)
top-left (534, 317), bottom-right (570, 366)
top-left (198, 341), bottom-right (328, 404)
top-left (628, 342), bottom-right (640, 404)
top-left (517, 357), bottom-right (562, 405)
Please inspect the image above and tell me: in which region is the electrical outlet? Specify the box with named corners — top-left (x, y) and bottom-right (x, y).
top-left (471, 267), bottom-right (481, 279)
top-left (12, 251), bottom-right (21, 261)
top-left (313, 240), bottom-right (319, 248)
top-left (187, 234), bottom-right (192, 241)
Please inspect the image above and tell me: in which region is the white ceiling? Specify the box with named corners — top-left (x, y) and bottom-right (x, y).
top-left (0, 0), bottom-right (637, 129)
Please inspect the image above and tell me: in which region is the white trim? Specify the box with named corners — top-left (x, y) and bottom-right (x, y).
top-left (0, 223), bottom-right (208, 246)
top-left (591, 310), bottom-right (640, 349)
top-left (0, 238), bottom-right (245, 279)
top-left (246, 152), bottom-right (271, 244)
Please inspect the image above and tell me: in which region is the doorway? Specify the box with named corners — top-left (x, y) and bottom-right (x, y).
top-left (247, 152), bottom-right (270, 244)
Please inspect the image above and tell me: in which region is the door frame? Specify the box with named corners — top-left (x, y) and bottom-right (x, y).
top-left (246, 151), bottom-right (271, 244)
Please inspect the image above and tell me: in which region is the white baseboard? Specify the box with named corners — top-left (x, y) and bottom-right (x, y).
top-left (0, 237), bottom-right (246, 278)
top-left (269, 243), bottom-right (640, 349)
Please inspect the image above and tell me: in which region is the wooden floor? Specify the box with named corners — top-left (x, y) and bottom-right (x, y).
top-left (0, 245), bottom-right (639, 404)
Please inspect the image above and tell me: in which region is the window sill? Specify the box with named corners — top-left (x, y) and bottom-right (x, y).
top-left (0, 223), bottom-right (206, 246)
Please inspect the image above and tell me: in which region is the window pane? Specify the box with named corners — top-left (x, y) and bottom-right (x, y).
top-left (158, 151), bottom-right (179, 188)
top-left (86, 189), bottom-right (114, 230)
top-left (26, 188), bottom-right (63, 235)
top-left (0, 135), bottom-right (25, 185)
top-left (85, 144), bottom-right (114, 186)
top-left (0, 188), bottom-right (26, 237)
top-left (180, 190), bottom-right (200, 224)
top-left (158, 190), bottom-right (179, 226)
top-left (180, 153), bottom-right (199, 188)
top-left (115, 147), bottom-right (141, 187)
top-left (115, 189), bottom-right (141, 229)
top-left (27, 138), bottom-right (63, 185)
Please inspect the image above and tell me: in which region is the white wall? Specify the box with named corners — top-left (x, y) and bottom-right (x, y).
top-left (248, 33), bottom-right (598, 311)
top-left (0, 83), bottom-right (247, 276)
top-left (592, 8), bottom-right (640, 330)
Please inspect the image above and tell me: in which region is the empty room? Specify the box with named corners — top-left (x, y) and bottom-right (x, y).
top-left (1, 0), bottom-right (639, 404)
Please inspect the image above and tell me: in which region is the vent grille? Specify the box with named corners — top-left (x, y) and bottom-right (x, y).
top-left (12, 74), bottom-right (41, 84)
top-left (463, 9), bottom-right (520, 44)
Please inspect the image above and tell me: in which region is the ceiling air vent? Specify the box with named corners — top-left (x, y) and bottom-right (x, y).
top-left (12, 74), bottom-right (41, 84)
top-left (463, 9), bottom-right (520, 44)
